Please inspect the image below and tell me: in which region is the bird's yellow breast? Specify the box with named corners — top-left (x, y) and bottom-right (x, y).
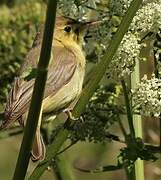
top-left (43, 65), bottom-right (84, 113)
top-left (42, 41), bottom-right (86, 113)
top-left (54, 36), bottom-right (86, 68)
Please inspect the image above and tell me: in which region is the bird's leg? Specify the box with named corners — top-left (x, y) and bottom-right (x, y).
top-left (63, 108), bottom-right (78, 121)
top-left (63, 108), bottom-right (85, 123)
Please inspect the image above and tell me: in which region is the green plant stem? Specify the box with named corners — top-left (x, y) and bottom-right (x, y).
top-left (121, 79), bottom-right (136, 180)
top-left (145, 144), bottom-right (160, 153)
top-left (12, 1), bottom-right (57, 180)
top-left (121, 80), bottom-right (135, 139)
top-left (29, 119), bottom-right (72, 180)
top-left (118, 117), bottom-right (127, 137)
top-left (29, 0), bottom-right (143, 179)
top-left (57, 141), bottom-right (77, 155)
top-left (0, 127), bottom-right (22, 139)
top-left (133, 114), bottom-right (144, 180)
top-left (153, 35), bottom-right (161, 151)
top-left (131, 58), bottom-right (144, 180)
top-left (54, 150), bottom-right (77, 180)
top-left (159, 118), bottom-right (161, 151)
top-left (125, 168), bottom-right (135, 180)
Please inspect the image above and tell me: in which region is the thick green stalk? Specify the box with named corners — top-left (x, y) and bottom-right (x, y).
top-left (153, 36), bottom-right (161, 151)
top-left (121, 79), bottom-right (136, 180)
top-left (44, 117), bottom-right (76, 180)
top-left (54, 152), bottom-right (76, 180)
top-left (12, 1), bottom-right (57, 180)
top-left (131, 57), bottom-right (144, 180)
top-left (121, 80), bottom-right (135, 139)
top-left (29, 0), bottom-right (143, 179)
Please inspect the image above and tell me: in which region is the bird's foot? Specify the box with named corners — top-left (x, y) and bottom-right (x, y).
top-left (63, 109), bottom-right (78, 121)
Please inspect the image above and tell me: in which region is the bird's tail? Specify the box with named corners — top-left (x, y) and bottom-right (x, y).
top-left (31, 129), bottom-right (46, 161)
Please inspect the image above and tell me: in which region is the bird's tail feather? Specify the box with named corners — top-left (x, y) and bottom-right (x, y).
top-left (31, 129), bottom-right (46, 162)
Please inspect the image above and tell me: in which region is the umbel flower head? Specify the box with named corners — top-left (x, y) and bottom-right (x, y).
top-left (130, 1), bottom-right (161, 34)
top-left (107, 32), bottom-right (142, 79)
top-left (107, 1), bottom-right (161, 80)
top-left (132, 74), bottom-right (161, 117)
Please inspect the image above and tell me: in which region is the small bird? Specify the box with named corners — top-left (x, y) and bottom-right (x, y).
top-left (0, 16), bottom-right (90, 161)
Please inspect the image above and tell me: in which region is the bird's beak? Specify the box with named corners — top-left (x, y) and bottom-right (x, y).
top-left (74, 20), bottom-right (101, 35)
top-left (82, 20), bottom-right (102, 28)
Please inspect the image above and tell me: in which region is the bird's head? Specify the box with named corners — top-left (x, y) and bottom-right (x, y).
top-left (54, 16), bottom-right (99, 45)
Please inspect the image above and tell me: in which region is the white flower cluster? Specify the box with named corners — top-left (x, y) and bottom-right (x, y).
top-left (130, 2), bottom-right (161, 33)
top-left (132, 74), bottom-right (161, 117)
top-left (107, 33), bottom-right (142, 79)
top-left (108, 0), bottom-right (161, 80)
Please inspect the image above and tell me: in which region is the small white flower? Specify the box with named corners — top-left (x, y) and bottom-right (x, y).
top-left (130, 2), bottom-right (161, 33)
top-left (132, 74), bottom-right (161, 117)
top-left (107, 32), bottom-right (142, 79)
top-left (107, 1), bottom-right (161, 80)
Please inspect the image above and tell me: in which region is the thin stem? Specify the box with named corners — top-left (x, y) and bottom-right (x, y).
top-left (131, 50), bottom-right (144, 180)
top-left (106, 133), bottom-right (125, 143)
top-left (145, 144), bottom-right (160, 153)
top-left (12, 1), bottom-right (57, 180)
top-left (159, 119), bottom-right (161, 150)
top-left (55, 152), bottom-right (77, 180)
top-left (118, 117), bottom-right (127, 137)
top-left (125, 168), bottom-right (135, 180)
top-left (75, 163), bottom-right (123, 173)
top-left (0, 128), bottom-right (23, 139)
top-left (57, 141), bottom-right (77, 155)
top-left (52, 164), bottom-right (63, 180)
top-left (153, 32), bottom-right (161, 151)
top-left (159, 120), bottom-right (161, 151)
top-left (121, 80), bottom-right (135, 138)
top-left (29, 1), bottom-right (143, 179)
top-left (140, 32), bottom-right (154, 43)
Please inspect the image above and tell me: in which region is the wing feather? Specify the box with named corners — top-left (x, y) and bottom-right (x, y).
top-left (2, 40), bottom-right (77, 128)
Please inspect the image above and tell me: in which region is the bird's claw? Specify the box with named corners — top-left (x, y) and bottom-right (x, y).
top-left (64, 109), bottom-right (78, 121)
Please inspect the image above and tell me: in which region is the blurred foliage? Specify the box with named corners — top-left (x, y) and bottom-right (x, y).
top-left (118, 137), bottom-right (158, 172)
top-left (0, 0), bottom-right (45, 108)
top-left (70, 84), bottom-right (123, 143)
top-left (0, 0), bottom-right (24, 6)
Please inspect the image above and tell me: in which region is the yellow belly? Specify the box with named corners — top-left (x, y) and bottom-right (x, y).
top-left (42, 65), bottom-right (84, 113)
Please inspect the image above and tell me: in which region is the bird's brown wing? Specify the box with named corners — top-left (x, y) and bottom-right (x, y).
top-left (1, 40), bottom-right (77, 129)
top-left (44, 44), bottom-right (77, 97)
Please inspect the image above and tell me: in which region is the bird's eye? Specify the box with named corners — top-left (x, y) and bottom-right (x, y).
top-left (64, 26), bottom-right (72, 33)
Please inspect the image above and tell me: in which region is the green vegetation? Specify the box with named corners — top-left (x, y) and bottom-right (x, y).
top-left (1, 0), bottom-right (161, 180)
top-left (0, 0), bottom-right (45, 108)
